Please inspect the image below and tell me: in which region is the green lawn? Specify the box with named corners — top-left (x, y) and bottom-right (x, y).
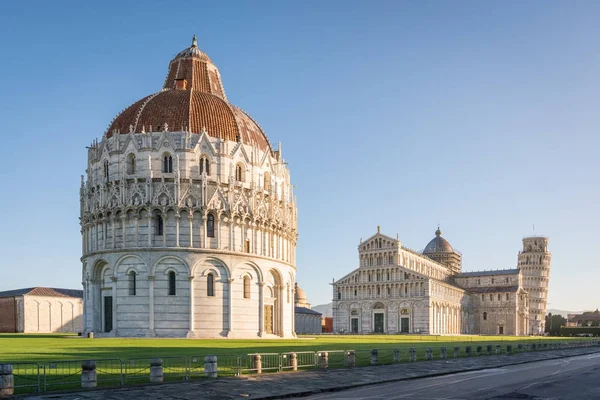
top-left (0, 334), bottom-right (594, 394)
top-left (0, 333), bottom-right (588, 363)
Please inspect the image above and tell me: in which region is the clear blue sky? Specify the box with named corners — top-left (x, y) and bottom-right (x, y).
top-left (0, 1), bottom-right (598, 311)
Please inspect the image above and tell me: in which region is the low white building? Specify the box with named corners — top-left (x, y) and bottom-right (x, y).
top-left (294, 284), bottom-right (322, 334)
top-left (0, 287), bottom-right (83, 333)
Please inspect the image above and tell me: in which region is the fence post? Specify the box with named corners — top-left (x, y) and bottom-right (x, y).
top-left (149, 358), bottom-right (164, 383)
top-left (0, 364), bottom-right (14, 397)
top-left (440, 347), bottom-right (447, 359)
top-left (345, 351), bottom-right (355, 368)
top-left (253, 355), bottom-right (262, 374)
top-left (370, 349), bottom-right (379, 366)
top-left (465, 346), bottom-right (472, 357)
top-left (81, 361), bottom-right (97, 389)
top-left (290, 353), bottom-right (298, 372)
top-left (204, 356), bottom-right (217, 378)
top-left (393, 349), bottom-right (400, 363)
top-left (495, 345), bottom-right (501, 354)
top-left (506, 344), bottom-right (512, 354)
top-left (453, 346), bottom-right (460, 358)
top-left (409, 348), bottom-right (416, 362)
top-left (486, 345), bottom-right (493, 355)
top-left (318, 352), bottom-right (328, 369)
top-left (425, 348), bottom-right (432, 360)
top-left (476, 346), bottom-right (482, 356)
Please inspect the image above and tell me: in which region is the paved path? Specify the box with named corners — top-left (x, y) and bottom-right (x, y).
top-left (24, 347), bottom-right (600, 400)
top-left (307, 352), bottom-right (600, 399)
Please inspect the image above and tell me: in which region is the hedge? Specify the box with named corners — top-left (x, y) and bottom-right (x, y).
top-left (559, 327), bottom-right (600, 336)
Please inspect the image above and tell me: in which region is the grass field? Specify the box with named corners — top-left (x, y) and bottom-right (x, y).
top-left (0, 333), bottom-right (589, 363)
top-left (0, 334), bottom-right (594, 394)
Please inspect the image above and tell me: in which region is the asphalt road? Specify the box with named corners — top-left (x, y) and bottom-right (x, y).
top-left (306, 352), bottom-right (600, 400)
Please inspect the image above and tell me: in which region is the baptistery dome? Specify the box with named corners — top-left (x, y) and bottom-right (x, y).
top-left (80, 37), bottom-right (298, 339)
top-left (105, 35), bottom-right (270, 151)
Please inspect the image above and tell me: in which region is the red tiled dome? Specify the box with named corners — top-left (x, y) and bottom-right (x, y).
top-left (105, 36), bottom-right (272, 152)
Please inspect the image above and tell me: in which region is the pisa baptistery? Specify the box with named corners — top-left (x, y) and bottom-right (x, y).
top-left (80, 36), bottom-right (298, 338)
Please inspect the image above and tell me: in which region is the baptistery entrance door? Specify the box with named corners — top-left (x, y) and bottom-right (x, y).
top-left (351, 318), bottom-right (359, 333)
top-left (374, 313), bottom-right (384, 333)
top-left (264, 305), bottom-right (274, 334)
top-left (103, 296), bottom-right (113, 333)
top-left (400, 317), bottom-right (409, 333)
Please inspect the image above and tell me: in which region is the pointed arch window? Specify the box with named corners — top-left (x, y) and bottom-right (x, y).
top-left (129, 271), bottom-right (137, 296)
top-left (263, 172), bottom-right (271, 190)
top-left (127, 153), bottom-right (136, 174)
top-left (168, 271), bottom-right (176, 296)
top-left (163, 154), bottom-right (173, 173)
top-left (103, 160), bottom-right (109, 180)
top-left (483, 312), bottom-right (487, 321)
top-left (156, 214), bottom-right (164, 236)
top-left (200, 156), bottom-right (210, 175)
top-left (207, 273), bottom-right (215, 296)
top-left (235, 163), bottom-right (244, 182)
top-left (243, 276), bottom-right (250, 299)
top-left (206, 214), bottom-right (215, 238)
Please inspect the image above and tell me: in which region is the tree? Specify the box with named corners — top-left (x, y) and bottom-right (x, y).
top-left (545, 313), bottom-right (566, 335)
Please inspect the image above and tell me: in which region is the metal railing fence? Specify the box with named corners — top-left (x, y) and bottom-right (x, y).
top-left (125, 356), bottom-right (188, 383)
top-left (43, 358), bottom-right (123, 392)
top-left (0, 339), bottom-right (596, 395)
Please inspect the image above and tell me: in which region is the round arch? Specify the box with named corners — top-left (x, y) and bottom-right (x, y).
top-left (151, 255), bottom-right (191, 277)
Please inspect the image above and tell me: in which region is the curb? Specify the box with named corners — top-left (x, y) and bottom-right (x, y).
top-left (250, 348), bottom-right (600, 400)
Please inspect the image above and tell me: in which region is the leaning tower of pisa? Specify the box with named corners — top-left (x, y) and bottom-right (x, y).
top-left (518, 236), bottom-right (551, 335)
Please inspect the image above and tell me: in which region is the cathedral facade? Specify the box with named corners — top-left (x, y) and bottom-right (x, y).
top-left (332, 228), bottom-right (550, 336)
top-left (80, 37), bottom-right (298, 338)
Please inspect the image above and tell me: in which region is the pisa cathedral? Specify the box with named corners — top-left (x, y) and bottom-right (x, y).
top-left (332, 227), bottom-right (550, 336)
top-left (80, 37), bottom-right (298, 338)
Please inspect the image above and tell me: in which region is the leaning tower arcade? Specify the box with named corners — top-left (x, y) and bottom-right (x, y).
top-left (518, 236), bottom-right (551, 335)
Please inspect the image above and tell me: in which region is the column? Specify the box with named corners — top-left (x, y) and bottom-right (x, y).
top-left (229, 219), bottom-right (234, 251)
top-left (187, 276), bottom-right (195, 337)
top-left (227, 278), bottom-right (234, 336)
top-left (258, 282), bottom-right (265, 337)
top-left (252, 223), bottom-right (258, 255)
top-left (291, 285), bottom-right (296, 336)
top-left (110, 277), bottom-right (117, 335)
top-left (200, 212), bottom-right (206, 248)
top-left (162, 216), bottom-right (167, 247)
top-left (134, 217), bottom-right (139, 247)
top-left (147, 215), bottom-right (152, 247)
top-left (216, 215), bottom-right (220, 249)
top-left (111, 216), bottom-right (116, 249)
top-left (175, 214), bottom-right (180, 247)
top-left (122, 216), bottom-right (127, 247)
top-left (148, 275), bottom-right (155, 336)
top-left (188, 215), bottom-right (194, 248)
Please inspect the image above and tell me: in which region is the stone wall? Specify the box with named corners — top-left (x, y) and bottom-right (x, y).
top-left (0, 298), bottom-right (16, 332)
top-left (22, 295), bottom-right (82, 333)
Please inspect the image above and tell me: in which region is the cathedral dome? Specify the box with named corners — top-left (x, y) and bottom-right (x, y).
top-left (423, 227), bottom-right (455, 254)
top-left (295, 285), bottom-right (307, 303)
top-left (105, 35), bottom-right (272, 152)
